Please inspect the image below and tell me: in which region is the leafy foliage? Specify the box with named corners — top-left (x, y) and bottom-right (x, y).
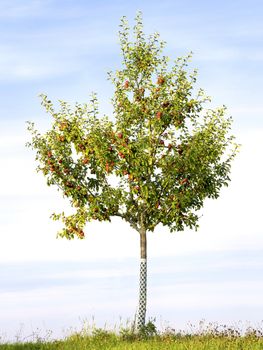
top-left (26, 12), bottom-right (238, 239)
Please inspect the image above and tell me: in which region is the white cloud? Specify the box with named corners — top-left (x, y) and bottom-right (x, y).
top-left (150, 281), bottom-right (263, 309)
top-left (0, 46), bottom-right (81, 81)
top-left (0, 12), bottom-right (117, 82)
top-left (195, 47), bottom-right (263, 62)
top-left (229, 106), bottom-right (263, 116)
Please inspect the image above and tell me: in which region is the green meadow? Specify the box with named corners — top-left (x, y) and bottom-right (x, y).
top-left (1, 321), bottom-right (263, 350)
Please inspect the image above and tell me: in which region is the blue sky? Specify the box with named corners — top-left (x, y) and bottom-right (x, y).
top-left (0, 0), bottom-right (263, 342)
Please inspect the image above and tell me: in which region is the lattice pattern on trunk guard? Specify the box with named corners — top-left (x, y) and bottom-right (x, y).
top-left (137, 259), bottom-right (147, 329)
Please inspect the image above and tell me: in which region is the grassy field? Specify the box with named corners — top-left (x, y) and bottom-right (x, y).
top-left (1, 322), bottom-right (263, 350)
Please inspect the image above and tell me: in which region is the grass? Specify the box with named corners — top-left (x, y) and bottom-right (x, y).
top-left (1, 321), bottom-right (263, 350)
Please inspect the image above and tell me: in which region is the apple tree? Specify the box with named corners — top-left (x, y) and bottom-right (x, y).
top-left (26, 13), bottom-right (239, 330)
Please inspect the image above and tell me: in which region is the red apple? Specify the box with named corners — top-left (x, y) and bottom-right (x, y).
top-left (180, 178), bottom-right (188, 185)
top-left (156, 111), bottom-right (162, 120)
top-left (82, 158), bottom-right (89, 164)
top-left (157, 76), bottom-right (165, 85)
top-left (78, 230), bottom-right (85, 238)
top-left (124, 80), bottom-right (129, 89)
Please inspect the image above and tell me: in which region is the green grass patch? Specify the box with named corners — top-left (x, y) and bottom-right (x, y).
top-left (1, 321), bottom-right (263, 350)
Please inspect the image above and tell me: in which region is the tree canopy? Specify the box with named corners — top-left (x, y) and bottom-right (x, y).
top-left (26, 13), bottom-right (238, 240)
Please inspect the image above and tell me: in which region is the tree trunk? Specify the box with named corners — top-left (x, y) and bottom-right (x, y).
top-left (137, 227), bottom-right (147, 330)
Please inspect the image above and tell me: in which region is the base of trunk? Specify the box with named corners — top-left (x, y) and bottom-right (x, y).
top-left (137, 258), bottom-right (147, 330)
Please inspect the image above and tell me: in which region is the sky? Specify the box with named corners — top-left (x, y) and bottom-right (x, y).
top-left (0, 0), bottom-right (263, 342)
